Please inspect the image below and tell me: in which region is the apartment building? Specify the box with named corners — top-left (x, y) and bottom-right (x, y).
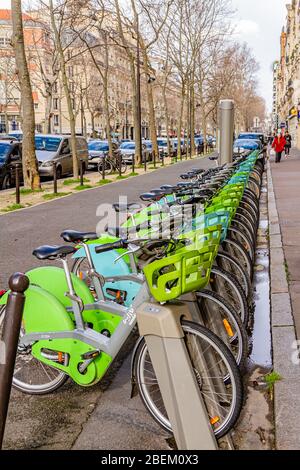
top-left (0, 8), bottom-right (185, 140)
top-left (276, 0), bottom-right (300, 148)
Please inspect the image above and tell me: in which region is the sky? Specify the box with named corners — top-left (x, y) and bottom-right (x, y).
top-left (232, 0), bottom-right (288, 112)
top-left (0, 0), bottom-right (289, 112)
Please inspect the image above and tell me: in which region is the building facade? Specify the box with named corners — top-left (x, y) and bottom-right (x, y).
top-left (276, 0), bottom-right (300, 148)
top-left (0, 8), bottom-right (185, 140)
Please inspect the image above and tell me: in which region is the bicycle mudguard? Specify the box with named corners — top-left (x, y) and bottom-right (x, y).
top-left (0, 282), bottom-right (119, 386)
top-left (26, 266), bottom-right (95, 309)
top-left (27, 266), bottom-right (123, 331)
top-left (0, 284), bottom-right (74, 332)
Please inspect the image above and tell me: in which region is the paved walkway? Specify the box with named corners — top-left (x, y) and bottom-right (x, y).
top-left (270, 148), bottom-right (300, 337)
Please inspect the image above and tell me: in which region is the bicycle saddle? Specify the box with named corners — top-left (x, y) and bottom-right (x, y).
top-left (151, 188), bottom-right (173, 196)
top-left (61, 230), bottom-right (98, 243)
top-left (160, 184), bottom-right (179, 192)
top-left (140, 192), bottom-right (162, 202)
top-left (33, 245), bottom-right (76, 260)
top-left (113, 202), bottom-right (142, 213)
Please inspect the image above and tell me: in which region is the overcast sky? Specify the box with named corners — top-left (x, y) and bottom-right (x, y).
top-left (232, 0), bottom-right (289, 112)
top-left (1, 0), bottom-right (289, 111)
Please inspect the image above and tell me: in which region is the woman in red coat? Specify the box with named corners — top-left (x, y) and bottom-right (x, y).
top-left (272, 131), bottom-right (286, 163)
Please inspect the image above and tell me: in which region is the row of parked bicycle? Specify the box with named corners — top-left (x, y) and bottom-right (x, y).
top-left (0, 149), bottom-right (263, 441)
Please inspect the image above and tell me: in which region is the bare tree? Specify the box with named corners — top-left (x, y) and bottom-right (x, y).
top-left (11, 0), bottom-right (40, 189)
top-left (48, 0), bottom-right (83, 178)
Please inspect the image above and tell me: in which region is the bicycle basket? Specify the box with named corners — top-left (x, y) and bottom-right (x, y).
top-left (143, 249), bottom-right (212, 302)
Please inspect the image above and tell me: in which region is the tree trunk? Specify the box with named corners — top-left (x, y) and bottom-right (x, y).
top-left (49, 0), bottom-right (78, 178)
top-left (141, 43), bottom-right (158, 164)
top-left (190, 78), bottom-right (195, 157)
top-left (11, 0), bottom-right (40, 189)
top-left (162, 81), bottom-right (171, 157)
top-left (102, 32), bottom-right (113, 159)
top-left (177, 82), bottom-right (185, 160)
top-left (45, 93), bottom-right (52, 134)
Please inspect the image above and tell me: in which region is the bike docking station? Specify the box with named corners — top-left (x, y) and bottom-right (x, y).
top-left (136, 301), bottom-right (218, 450)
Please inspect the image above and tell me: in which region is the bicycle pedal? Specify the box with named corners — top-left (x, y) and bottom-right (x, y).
top-left (81, 350), bottom-right (101, 360)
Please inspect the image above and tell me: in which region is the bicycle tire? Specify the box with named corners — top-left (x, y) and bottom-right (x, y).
top-left (196, 288), bottom-right (249, 368)
top-left (209, 266), bottom-right (249, 326)
top-left (222, 237), bottom-right (253, 280)
top-left (0, 306), bottom-right (69, 395)
top-left (134, 320), bottom-right (244, 439)
top-left (216, 251), bottom-right (252, 300)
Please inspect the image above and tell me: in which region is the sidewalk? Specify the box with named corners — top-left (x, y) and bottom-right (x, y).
top-left (268, 148), bottom-right (300, 449)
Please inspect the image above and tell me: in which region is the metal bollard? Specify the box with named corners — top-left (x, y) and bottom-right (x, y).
top-left (80, 159), bottom-right (84, 186)
top-left (15, 163), bottom-right (20, 205)
top-left (153, 150), bottom-right (156, 168)
top-left (136, 301), bottom-right (218, 450)
top-left (0, 273), bottom-right (29, 449)
top-left (132, 154), bottom-right (135, 174)
top-left (102, 155), bottom-right (106, 180)
top-left (118, 154), bottom-right (122, 178)
top-left (219, 99), bottom-right (234, 164)
top-left (53, 161), bottom-right (57, 194)
top-left (144, 153), bottom-right (147, 172)
top-left (161, 150), bottom-right (164, 167)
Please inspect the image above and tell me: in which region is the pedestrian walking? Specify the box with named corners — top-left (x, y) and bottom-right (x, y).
top-left (272, 131), bottom-right (286, 163)
top-left (284, 130), bottom-right (292, 158)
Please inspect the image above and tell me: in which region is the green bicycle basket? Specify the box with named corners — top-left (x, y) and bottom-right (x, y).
top-left (143, 249), bottom-right (213, 303)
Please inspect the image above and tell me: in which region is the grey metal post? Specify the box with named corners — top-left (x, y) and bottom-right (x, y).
top-left (137, 301), bottom-right (217, 450)
top-left (0, 273), bottom-right (29, 449)
top-left (219, 100), bottom-right (234, 164)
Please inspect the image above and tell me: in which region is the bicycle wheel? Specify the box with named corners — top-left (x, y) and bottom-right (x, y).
top-left (222, 237), bottom-right (253, 280)
top-left (209, 266), bottom-right (249, 326)
top-left (0, 306), bottom-right (68, 395)
top-left (227, 226), bottom-right (255, 262)
top-left (215, 251), bottom-right (252, 301)
top-left (134, 321), bottom-right (243, 438)
top-left (120, 161), bottom-right (127, 174)
top-left (98, 159), bottom-right (113, 175)
top-left (196, 289), bottom-right (248, 368)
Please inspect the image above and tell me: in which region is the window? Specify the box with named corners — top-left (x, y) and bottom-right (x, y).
top-left (69, 82), bottom-right (75, 93)
top-left (34, 103), bottom-right (38, 109)
top-left (53, 81), bottom-right (58, 93)
top-left (71, 98), bottom-right (75, 110)
top-left (68, 66), bottom-right (74, 78)
top-left (0, 37), bottom-right (10, 47)
top-left (53, 115), bottom-right (59, 126)
top-left (53, 98), bottom-right (58, 110)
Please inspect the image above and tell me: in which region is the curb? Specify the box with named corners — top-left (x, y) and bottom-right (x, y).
top-left (267, 160), bottom-right (300, 450)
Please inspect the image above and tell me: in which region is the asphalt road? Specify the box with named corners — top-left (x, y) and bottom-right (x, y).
top-left (2, 155), bottom-right (214, 450)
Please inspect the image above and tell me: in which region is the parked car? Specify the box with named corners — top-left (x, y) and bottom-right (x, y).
top-left (88, 140), bottom-right (120, 169)
top-left (0, 135), bottom-right (19, 142)
top-left (237, 133), bottom-right (265, 147)
top-left (157, 138), bottom-right (175, 157)
top-left (0, 140), bottom-right (22, 190)
top-left (171, 138), bottom-right (186, 155)
top-left (142, 140), bottom-right (154, 161)
top-left (233, 138), bottom-right (262, 154)
top-left (36, 135), bottom-right (89, 178)
top-left (8, 131), bottom-right (23, 141)
top-left (119, 141), bottom-right (149, 164)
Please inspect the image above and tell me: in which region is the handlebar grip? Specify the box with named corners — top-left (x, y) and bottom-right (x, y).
top-left (95, 240), bottom-right (128, 254)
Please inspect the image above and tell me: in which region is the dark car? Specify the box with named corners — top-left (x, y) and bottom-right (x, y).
top-left (0, 140), bottom-right (22, 190)
top-left (88, 140), bottom-right (120, 168)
